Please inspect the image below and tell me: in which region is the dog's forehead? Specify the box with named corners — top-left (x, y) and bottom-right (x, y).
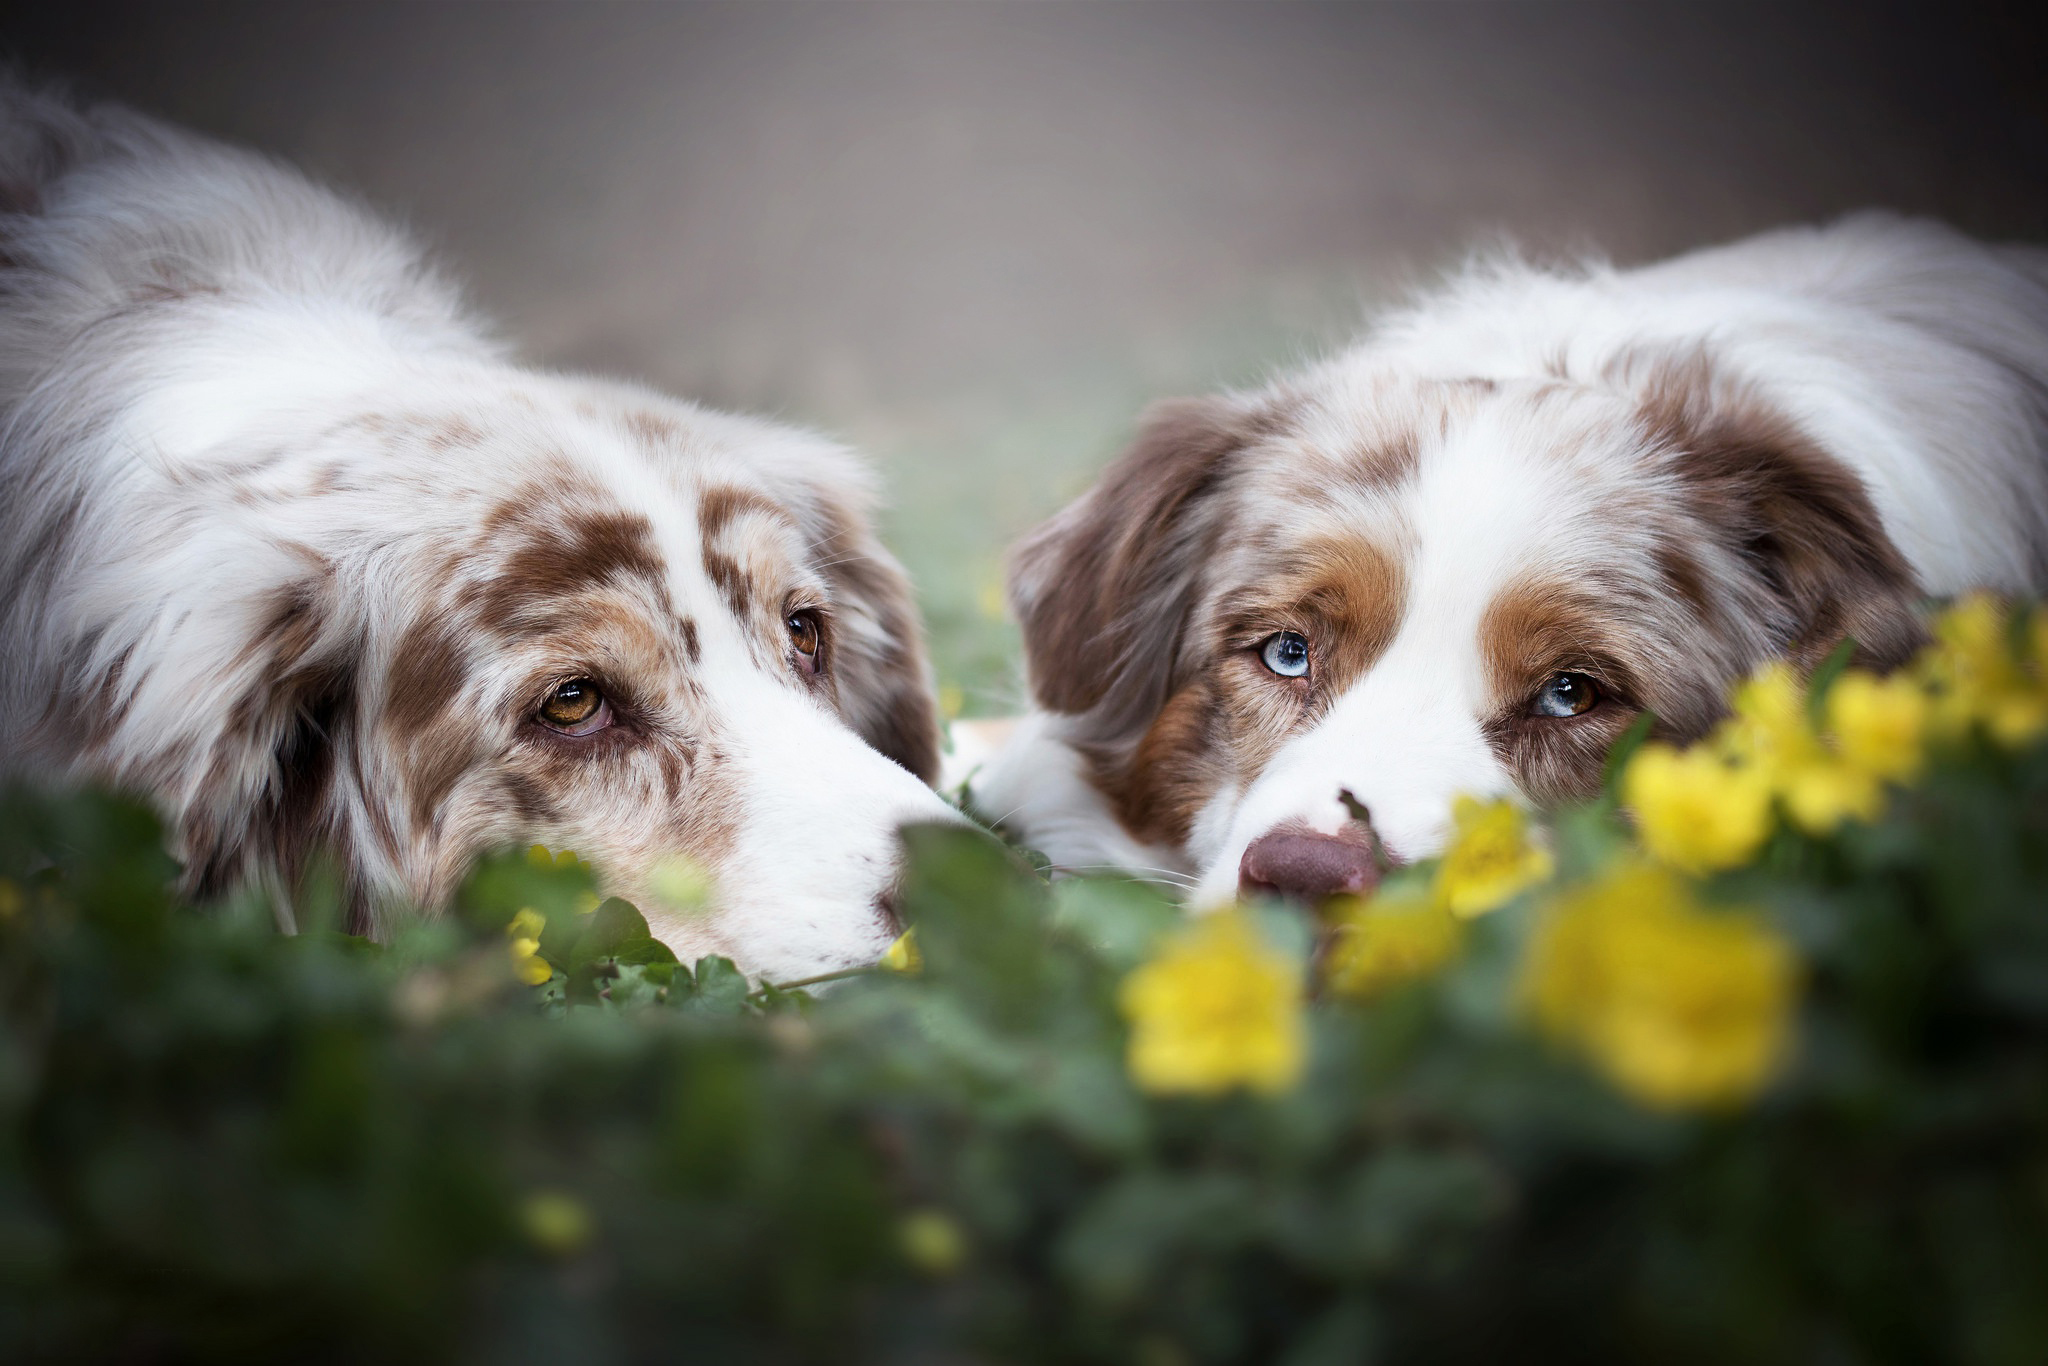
top-left (1208, 380), bottom-right (1676, 719)
top-left (432, 397), bottom-right (812, 593)
top-left (1239, 380), bottom-right (1657, 584)
top-left (372, 400), bottom-right (822, 687)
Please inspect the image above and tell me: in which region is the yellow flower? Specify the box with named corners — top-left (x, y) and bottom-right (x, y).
top-left (506, 906), bottom-right (554, 986)
top-left (1717, 661), bottom-right (1812, 771)
top-left (1646, 651), bottom-right (1916, 843)
top-left (1823, 669), bottom-right (1928, 783)
top-left (881, 928), bottom-right (922, 973)
top-left (519, 1190), bottom-right (593, 1256)
top-left (1521, 864), bottom-right (1798, 1111)
top-left (1433, 796), bottom-right (1554, 917)
top-left (1623, 742), bottom-right (1775, 873)
top-left (1918, 594), bottom-right (2048, 746)
top-left (977, 578), bottom-right (1009, 622)
top-left (526, 844), bottom-right (585, 872)
top-left (1119, 909), bottom-right (1306, 1096)
top-left (899, 1209), bottom-right (967, 1275)
top-left (0, 878), bottom-right (21, 921)
top-left (1775, 753), bottom-right (1884, 835)
top-left (1323, 887), bottom-right (1465, 997)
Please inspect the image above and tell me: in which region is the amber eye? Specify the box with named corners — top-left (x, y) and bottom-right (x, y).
top-left (538, 678), bottom-right (609, 735)
top-left (1530, 671), bottom-right (1599, 718)
top-left (786, 609), bottom-right (823, 672)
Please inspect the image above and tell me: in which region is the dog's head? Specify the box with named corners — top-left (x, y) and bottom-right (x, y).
top-left (56, 381), bottom-right (952, 980)
top-left (1012, 351), bottom-right (1923, 905)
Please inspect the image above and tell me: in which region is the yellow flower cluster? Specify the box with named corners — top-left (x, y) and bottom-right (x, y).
top-left (1918, 593), bottom-right (2048, 745)
top-left (1119, 909), bottom-right (1306, 1096)
top-left (1521, 864), bottom-right (1798, 1110)
top-left (1626, 598), bottom-right (2047, 873)
top-left (1324, 797), bottom-right (1551, 999)
top-left (1115, 601), bottom-right (2043, 1110)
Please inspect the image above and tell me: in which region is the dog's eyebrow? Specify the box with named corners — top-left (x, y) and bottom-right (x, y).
top-left (697, 485), bottom-right (793, 545)
top-left (465, 501), bottom-right (666, 629)
top-left (696, 484), bottom-right (799, 623)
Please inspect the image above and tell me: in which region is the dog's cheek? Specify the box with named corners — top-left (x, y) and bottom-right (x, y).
top-left (1088, 679), bottom-right (1231, 850)
top-left (1482, 710), bottom-right (1634, 806)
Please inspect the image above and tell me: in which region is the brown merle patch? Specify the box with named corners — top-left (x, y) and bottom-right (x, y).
top-left (1089, 531), bottom-right (1408, 847)
top-left (467, 488), bottom-right (667, 632)
top-left (698, 484), bottom-right (792, 624)
top-left (803, 492), bottom-right (942, 781)
top-left (1010, 395), bottom-right (1292, 734)
top-left (1627, 348), bottom-right (1924, 669)
top-left (1477, 578), bottom-right (1653, 804)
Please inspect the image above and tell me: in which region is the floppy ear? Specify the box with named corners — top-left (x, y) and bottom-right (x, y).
top-left (178, 576), bottom-right (370, 927)
top-left (1009, 396), bottom-right (1269, 739)
top-left (1638, 358), bottom-right (1925, 670)
top-left (805, 498), bottom-right (942, 783)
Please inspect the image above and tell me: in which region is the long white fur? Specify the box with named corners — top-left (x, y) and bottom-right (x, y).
top-left (0, 83), bottom-right (959, 979)
top-left (979, 215), bottom-right (2048, 903)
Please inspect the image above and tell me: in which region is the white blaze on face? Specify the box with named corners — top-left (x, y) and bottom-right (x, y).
top-left (613, 498), bottom-right (962, 984)
top-left (662, 649), bottom-right (962, 983)
top-left (1188, 405), bottom-right (1590, 906)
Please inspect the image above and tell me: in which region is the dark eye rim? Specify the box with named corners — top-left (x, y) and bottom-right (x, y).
top-left (1256, 629), bottom-right (1313, 680)
top-left (534, 676), bottom-right (615, 737)
top-left (1528, 670), bottom-right (1604, 719)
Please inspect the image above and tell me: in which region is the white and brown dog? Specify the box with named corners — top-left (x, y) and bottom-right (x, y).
top-left (0, 84), bottom-right (960, 980)
top-left (973, 216), bottom-right (2048, 905)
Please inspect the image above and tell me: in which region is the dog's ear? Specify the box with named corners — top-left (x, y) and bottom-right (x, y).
top-left (805, 496), bottom-right (942, 783)
top-left (178, 574), bottom-right (369, 927)
top-left (1638, 358), bottom-right (1925, 670)
top-left (1010, 396), bottom-right (1269, 737)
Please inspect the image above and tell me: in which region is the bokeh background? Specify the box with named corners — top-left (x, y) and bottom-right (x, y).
top-left (6, 1), bottom-right (2045, 716)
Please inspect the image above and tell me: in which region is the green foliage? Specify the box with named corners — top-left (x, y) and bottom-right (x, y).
top-left (3, 727), bottom-right (2048, 1363)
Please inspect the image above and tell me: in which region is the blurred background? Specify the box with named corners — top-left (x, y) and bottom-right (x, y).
top-left (5, 1), bottom-right (2045, 717)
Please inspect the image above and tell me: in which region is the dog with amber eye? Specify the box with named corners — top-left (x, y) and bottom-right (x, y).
top-left (0, 82), bottom-right (959, 981)
top-left (970, 216), bottom-right (2048, 907)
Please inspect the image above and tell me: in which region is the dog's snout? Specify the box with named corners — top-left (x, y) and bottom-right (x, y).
top-left (1237, 822), bottom-right (1381, 905)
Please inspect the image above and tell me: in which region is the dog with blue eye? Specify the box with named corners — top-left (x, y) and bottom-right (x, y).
top-left (967, 216), bottom-right (2048, 906)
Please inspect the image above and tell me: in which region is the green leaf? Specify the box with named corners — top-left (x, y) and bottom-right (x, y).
top-left (685, 956), bottom-right (751, 1015)
top-left (567, 897), bottom-right (678, 971)
top-left (1050, 877), bottom-right (1179, 968)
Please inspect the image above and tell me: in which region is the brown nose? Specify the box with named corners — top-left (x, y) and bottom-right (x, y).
top-left (1237, 824), bottom-right (1383, 905)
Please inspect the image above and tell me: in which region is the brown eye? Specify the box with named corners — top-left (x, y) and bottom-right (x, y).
top-left (786, 610), bottom-right (823, 673)
top-left (1530, 671), bottom-right (1599, 718)
top-left (538, 678), bottom-right (609, 735)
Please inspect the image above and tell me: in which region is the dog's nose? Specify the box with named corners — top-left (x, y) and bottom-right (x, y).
top-left (1237, 824), bottom-right (1382, 905)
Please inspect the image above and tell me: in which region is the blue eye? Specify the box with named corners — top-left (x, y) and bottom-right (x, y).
top-left (1259, 631), bottom-right (1310, 678)
top-left (1531, 671), bottom-right (1599, 718)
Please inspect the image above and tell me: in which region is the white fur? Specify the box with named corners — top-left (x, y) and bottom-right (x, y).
top-left (0, 83), bottom-right (959, 979)
top-left (981, 215), bottom-right (2048, 904)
